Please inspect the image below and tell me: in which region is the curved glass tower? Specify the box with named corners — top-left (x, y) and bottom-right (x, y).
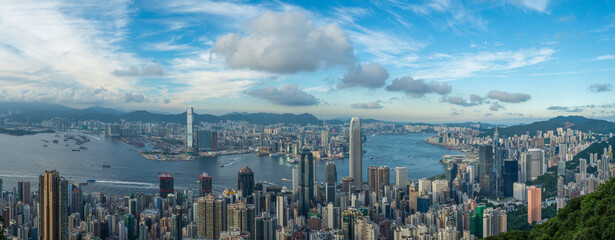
top-left (349, 117), bottom-right (362, 190)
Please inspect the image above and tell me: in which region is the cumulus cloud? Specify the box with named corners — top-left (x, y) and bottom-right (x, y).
top-left (441, 94), bottom-right (483, 106)
top-left (489, 103), bottom-right (505, 111)
top-left (212, 11), bottom-right (355, 74)
top-left (351, 101), bottom-right (383, 109)
top-left (547, 106), bottom-right (582, 112)
top-left (588, 83), bottom-right (613, 92)
top-left (112, 63), bottom-right (165, 77)
top-left (245, 84), bottom-right (319, 106)
top-left (338, 63), bottom-right (389, 89)
top-left (385, 77), bottom-right (451, 97)
top-left (487, 90), bottom-right (531, 103)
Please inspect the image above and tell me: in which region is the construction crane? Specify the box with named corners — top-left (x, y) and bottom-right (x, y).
top-left (472, 179), bottom-right (485, 201)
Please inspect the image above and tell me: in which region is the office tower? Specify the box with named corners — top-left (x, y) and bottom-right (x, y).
top-left (18, 181), bottom-right (31, 205)
top-left (528, 149), bottom-right (544, 180)
top-left (255, 212), bottom-right (277, 240)
top-left (342, 177), bottom-right (353, 193)
top-left (368, 166), bottom-right (378, 192)
top-left (123, 214), bottom-right (136, 240)
top-left (527, 186), bottom-right (542, 224)
top-left (408, 186), bottom-right (419, 214)
top-left (395, 167), bottom-right (408, 189)
top-left (172, 207), bottom-right (183, 240)
top-left (186, 106), bottom-right (194, 151)
top-left (292, 167), bottom-right (299, 193)
top-left (478, 145), bottom-right (493, 197)
top-left (349, 117), bottom-right (362, 190)
top-left (39, 170), bottom-right (68, 240)
top-left (0, 178), bottom-right (2, 199)
top-left (159, 173), bottom-right (174, 198)
top-left (276, 195), bottom-right (286, 227)
top-left (502, 160), bottom-right (519, 197)
top-left (519, 152), bottom-right (529, 182)
top-left (446, 163), bottom-right (458, 188)
top-left (238, 166), bottom-right (255, 197)
top-left (199, 172), bottom-right (212, 196)
top-left (378, 166), bottom-right (390, 189)
top-left (417, 195), bottom-right (430, 213)
top-left (298, 149), bottom-right (314, 217)
top-left (325, 161), bottom-right (337, 204)
top-left (580, 158), bottom-right (587, 180)
top-left (197, 130), bottom-right (212, 151)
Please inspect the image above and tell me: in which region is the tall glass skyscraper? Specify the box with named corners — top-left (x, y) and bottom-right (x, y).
top-left (298, 149), bottom-right (314, 217)
top-left (325, 161), bottom-right (337, 204)
top-left (349, 117), bottom-right (362, 190)
top-left (186, 107), bottom-right (194, 151)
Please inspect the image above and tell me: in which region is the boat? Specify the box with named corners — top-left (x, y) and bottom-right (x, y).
top-left (72, 149), bottom-right (80, 152)
top-left (65, 144), bottom-right (69, 147)
top-left (281, 178), bottom-right (288, 181)
top-left (220, 165), bottom-right (225, 168)
top-left (80, 146), bottom-right (87, 150)
top-left (52, 140), bottom-right (59, 144)
top-left (369, 156), bottom-right (373, 159)
top-left (86, 179), bottom-right (95, 183)
top-left (287, 158), bottom-right (298, 164)
top-left (269, 152), bottom-right (284, 157)
top-left (43, 145), bottom-right (48, 147)
top-left (102, 164), bottom-right (110, 168)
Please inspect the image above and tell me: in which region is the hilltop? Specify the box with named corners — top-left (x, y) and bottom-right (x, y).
top-left (482, 116), bottom-right (615, 137)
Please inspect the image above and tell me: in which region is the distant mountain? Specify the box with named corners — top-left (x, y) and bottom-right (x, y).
top-left (1, 102), bottom-right (323, 125)
top-left (443, 122), bottom-right (498, 129)
top-left (481, 116), bottom-right (615, 137)
top-left (80, 106), bottom-right (125, 115)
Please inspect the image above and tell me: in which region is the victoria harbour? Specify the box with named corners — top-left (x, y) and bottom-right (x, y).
top-left (0, 132), bottom-right (460, 195)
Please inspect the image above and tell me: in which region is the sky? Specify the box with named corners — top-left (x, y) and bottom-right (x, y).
top-left (0, 0), bottom-right (614, 124)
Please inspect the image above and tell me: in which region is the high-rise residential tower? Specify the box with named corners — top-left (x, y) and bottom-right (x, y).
top-left (349, 117), bottom-right (362, 190)
top-left (298, 149), bottom-right (314, 217)
top-left (39, 170), bottom-right (69, 240)
top-left (325, 161), bottom-right (337, 204)
top-left (528, 185), bottom-right (542, 224)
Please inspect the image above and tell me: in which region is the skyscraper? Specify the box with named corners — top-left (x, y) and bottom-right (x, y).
top-left (199, 172), bottom-right (212, 196)
top-left (186, 106), bottom-right (194, 151)
top-left (325, 161), bottom-right (337, 204)
top-left (368, 166), bottom-right (378, 192)
top-left (237, 166), bottom-right (254, 197)
top-left (528, 149), bottom-right (544, 181)
top-left (395, 167), bottom-right (408, 189)
top-left (298, 149), bottom-right (314, 217)
top-left (580, 158), bottom-right (587, 180)
top-left (502, 160), bottom-right (519, 197)
top-left (478, 145), bottom-right (493, 197)
top-left (159, 173), bottom-right (174, 198)
top-left (528, 185), bottom-right (541, 224)
top-left (349, 117), bottom-right (362, 190)
top-left (39, 170), bottom-right (68, 240)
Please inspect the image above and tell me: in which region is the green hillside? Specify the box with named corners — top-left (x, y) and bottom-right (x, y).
top-left (486, 176), bottom-right (615, 240)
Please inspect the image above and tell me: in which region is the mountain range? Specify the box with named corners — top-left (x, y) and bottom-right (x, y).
top-left (2, 102), bottom-right (615, 134)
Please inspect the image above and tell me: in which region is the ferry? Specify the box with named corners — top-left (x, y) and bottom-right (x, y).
top-left (281, 178), bottom-right (288, 182)
top-left (86, 179), bottom-right (95, 183)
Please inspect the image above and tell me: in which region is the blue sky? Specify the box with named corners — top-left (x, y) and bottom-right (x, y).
top-left (0, 0), bottom-right (614, 123)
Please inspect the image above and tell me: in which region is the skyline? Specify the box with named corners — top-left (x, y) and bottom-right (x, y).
top-left (1, 1), bottom-right (615, 123)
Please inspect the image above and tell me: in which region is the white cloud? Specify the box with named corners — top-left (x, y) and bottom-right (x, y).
top-left (508, 0), bottom-right (550, 13)
top-left (113, 63), bottom-right (165, 77)
top-left (593, 54), bottom-right (615, 61)
top-left (412, 48), bottom-right (554, 80)
top-left (338, 63), bottom-right (389, 89)
top-left (0, 0), bottom-right (149, 106)
top-left (212, 11), bottom-right (356, 73)
top-left (385, 77), bottom-right (452, 97)
top-left (487, 90), bottom-right (531, 103)
top-left (246, 84), bottom-right (319, 106)
top-left (351, 101), bottom-right (383, 109)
